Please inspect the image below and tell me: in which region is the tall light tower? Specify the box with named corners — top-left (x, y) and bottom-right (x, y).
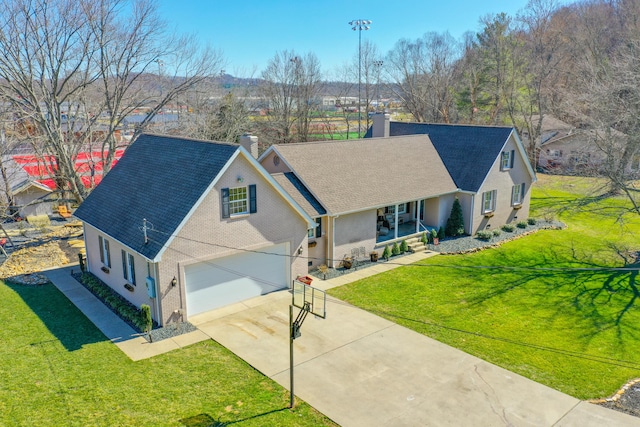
top-left (348, 19), bottom-right (371, 138)
top-left (373, 60), bottom-right (383, 112)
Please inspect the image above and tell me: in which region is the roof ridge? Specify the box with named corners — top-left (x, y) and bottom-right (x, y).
top-left (137, 132), bottom-right (239, 147)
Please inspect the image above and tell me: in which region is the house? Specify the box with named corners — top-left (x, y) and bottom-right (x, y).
top-left (0, 156), bottom-right (54, 218)
top-left (534, 115), bottom-right (594, 172)
top-left (73, 134), bottom-right (314, 326)
top-left (12, 149), bottom-right (125, 190)
top-left (260, 113), bottom-right (536, 268)
top-left (533, 115), bottom-right (636, 174)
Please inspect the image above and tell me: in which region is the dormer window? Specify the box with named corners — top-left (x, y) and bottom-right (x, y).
top-left (501, 150), bottom-right (515, 170)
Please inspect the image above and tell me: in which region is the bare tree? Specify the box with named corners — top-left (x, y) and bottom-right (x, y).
top-left (258, 50), bottom-right (323, 145)
top-left (386, 32), bottom-right (459, 123)
top-left (0, 0), bottom-right (223, 203)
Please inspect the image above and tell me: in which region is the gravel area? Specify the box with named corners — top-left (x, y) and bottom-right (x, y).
top-left (594, 379), bottom-right (640, 418)
top-left (311, 220), bottom-right (565, 280)
top-left (147, 321), bottom-right (197, 342)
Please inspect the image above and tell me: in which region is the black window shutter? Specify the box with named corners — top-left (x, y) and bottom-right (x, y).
top-left (99, 236), bottom-right (104, 264)
top-left (315, 217), bottom-right (322, 238)
top-left (130, 254), bottom-right (136, 285)
top-left (121, 250), bottom-right (127, 280)
top-left (221, 188), bottom-right (230, 218)
top-left (105, 239), bottom-right (110, 267)
top-left (510, 150), bottom-right (515, 168)
top-left (249, 184), bottom-right (257, 213)
top-left (521, 183), bottom-right (526, 198)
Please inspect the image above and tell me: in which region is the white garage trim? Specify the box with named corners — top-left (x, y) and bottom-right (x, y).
top-left (185, 243), bottom-right (289, 317)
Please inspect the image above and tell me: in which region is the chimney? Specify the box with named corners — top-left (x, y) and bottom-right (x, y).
top-left (372, 112), bottom-right (390, 138)
top-left (239, 133), bottom-right (258, 158)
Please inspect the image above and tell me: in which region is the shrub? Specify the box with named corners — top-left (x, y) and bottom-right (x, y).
top-left (430, 228), bottom-right (438, 243)
top-left (476, 230), bottom-right (493, 241)
top-left (445, 198), bottom-right (465, 236)
top-left (391, 242), bottom-right (401, 256)
top-left (141, 304), bottom-right (153, 334)
top-left (438, 226), bottom-right (445, 240)
top-left (517, 221), bottom-right (527, 229)
top-left (492, 229), bottom-right (501, 236)
top-left (77, 272), bottom-right (152, 334)
top-left (420, 232), bottom-right (427, 245)
top-left (382, 244), bottom-right (391, 260)
top-left (502, 224), bottom-right (515, 232)
top-left (527, 217), bottom-right (537, 225)
top-left (400, 240), bottom-right (408, 253)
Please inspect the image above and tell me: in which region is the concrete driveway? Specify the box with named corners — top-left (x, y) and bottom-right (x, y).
top-left (191, 286), bottom-right (639, 427)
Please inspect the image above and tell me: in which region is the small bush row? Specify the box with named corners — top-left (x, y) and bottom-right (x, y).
top-left (475, 218), bottom-right (539, 240)
top-left (79, 272), bottom-right (152, 332)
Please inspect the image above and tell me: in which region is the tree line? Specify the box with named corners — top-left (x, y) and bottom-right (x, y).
top-left (0, 0), bottom-right (638, 215)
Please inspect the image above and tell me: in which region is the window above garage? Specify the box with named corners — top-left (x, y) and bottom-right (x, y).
top-left (222, 184), bottom-right (257, 218)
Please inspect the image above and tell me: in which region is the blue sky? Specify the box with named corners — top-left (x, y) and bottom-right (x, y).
top-left (156, 0), bottom-right (560, 78)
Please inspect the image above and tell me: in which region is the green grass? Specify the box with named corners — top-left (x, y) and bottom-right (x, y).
top-left (0, 282), bottom-right (336, 426)
top-left (329, 175), bottom-right (640, 400)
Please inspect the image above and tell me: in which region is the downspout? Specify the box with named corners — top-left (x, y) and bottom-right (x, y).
top-left (153, 262), bottom-right (162, 326)
top-left (469, 194), bottom-right (475, 235)
top-left (331, 216), bottom-right (336, 268)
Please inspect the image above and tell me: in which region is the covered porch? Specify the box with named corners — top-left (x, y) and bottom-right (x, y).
top-left (376, 199), bottom-right (439, 244)
top-left (377, 219), bottom-right (428, 243)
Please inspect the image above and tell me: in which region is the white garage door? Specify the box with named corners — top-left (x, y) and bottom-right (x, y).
top-left (185, 243), bottom-right (289, 317)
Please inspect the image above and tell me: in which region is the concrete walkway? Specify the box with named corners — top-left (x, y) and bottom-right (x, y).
top-left (45, 255), bottom-right (640, 426)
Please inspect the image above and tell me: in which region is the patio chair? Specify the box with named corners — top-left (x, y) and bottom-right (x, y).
top-left (58, 205), bottom-right (72, 218)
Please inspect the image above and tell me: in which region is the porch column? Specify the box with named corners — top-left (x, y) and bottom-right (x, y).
top-left (394, 204), bottom-right (399, 239)
top-left (415, 199), bottom-right (421, 233)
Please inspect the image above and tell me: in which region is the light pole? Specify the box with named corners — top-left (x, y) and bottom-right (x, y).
top-left (349, 19), bottom-right (371, 138)
top-left (373, 60), bottom-right (383, 112)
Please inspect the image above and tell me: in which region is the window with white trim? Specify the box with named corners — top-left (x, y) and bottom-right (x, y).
top-left (501, 150), bottom-right (515, 170)
top-left (385, 204), bottom-right (406, 215)
top-left (98, 236), bottom-right (111, 268)
top-left (229, 186), bottom-right (248, 215)
top-left (482, 190), bottom-right (497, 213)
top-left (308, 217), bottom-right (322, 238)
top-left (512, 183), bottom-right (525, 205)
top-left (221, 185), bottom-right (257, 218)
top-left (122, 250), bottom-right (136, 285)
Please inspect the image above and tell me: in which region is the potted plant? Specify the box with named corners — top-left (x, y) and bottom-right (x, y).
top-left (430, 228), bottom-right (439, 245)
top-left (318, 264), bottom-right (329, 280)
top-left (370, 251), bottom-right (379, 262)
top-left (342, 256), bottom-right (352, 269)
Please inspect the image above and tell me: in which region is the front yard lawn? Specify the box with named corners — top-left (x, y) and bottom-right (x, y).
top-left (0, 281), bottom-right (335, 426)
top-left (329, 175), bottom-right (640, 400)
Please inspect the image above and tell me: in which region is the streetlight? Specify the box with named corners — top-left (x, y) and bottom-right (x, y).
top-left (348, 19), bottom-right (371, 138)
top-left (373, 60), bottom-right (383, 112)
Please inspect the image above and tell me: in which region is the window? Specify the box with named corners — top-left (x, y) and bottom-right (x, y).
top-left (512, 183), bottom-right (525, 205)
top-left (122, 250), bottom-right (136, 285)
top-left (384, 203), bottom-right (407, 215)
top-left (547, 149), bottom-right (562, 158)
top-left (482, 190), bottom-right (497, 213)
top-left (501, 150), bottom-right (515, 170)
top-left (307, 218), bottom-right (322, 238)
top-left (98, 236), bottom-right (111, 267)
top-left (221, 184), bottom-right (257, 218)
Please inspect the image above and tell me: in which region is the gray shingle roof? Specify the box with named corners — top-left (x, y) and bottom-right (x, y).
top-left (74, 134), bottom-right (238, 260)
top-left (365, 122), bottom-right (514, 192)
top-left (270, 135), bottom-right (457, 215)
top-left (271, 172), bottom-right (326, 217)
